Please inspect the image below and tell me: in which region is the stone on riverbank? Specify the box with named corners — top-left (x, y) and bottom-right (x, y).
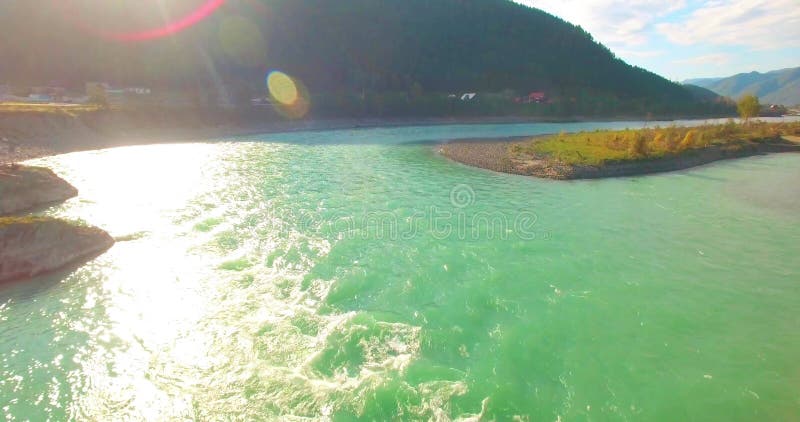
top-left (0, 164), bottom-right (78, 215)
top-left (0, 217), bottom-right (114, 283)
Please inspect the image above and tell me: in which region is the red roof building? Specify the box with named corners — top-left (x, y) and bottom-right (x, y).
top-left (515, 92), bottom-right (547, 104)
top-left (528, 92), bottom-right (546, 103)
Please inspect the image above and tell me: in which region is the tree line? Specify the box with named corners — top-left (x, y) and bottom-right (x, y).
top-left (0, 0), bottom-right (733, 117)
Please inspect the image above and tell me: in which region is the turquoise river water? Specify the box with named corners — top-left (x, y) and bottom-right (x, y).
top-left (2, 120), bottom-right (800, 421)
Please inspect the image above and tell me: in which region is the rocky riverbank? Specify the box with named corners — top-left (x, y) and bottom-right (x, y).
top-left (1, 164), bottom-right (114, 284)
top-left (0, 164), bottom-right (78, 214)
top-left (0, 110), bottom-right (491, 163)
top-left (0, 217), bottom-right (114, 283)
top-left (0, 108), bottom-right (748, 164)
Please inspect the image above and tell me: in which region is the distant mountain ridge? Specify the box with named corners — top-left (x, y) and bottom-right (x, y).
top-left (684, 67), bottom-right (800, 106)
top-left (682, 84), bottom-right (726, 102)
top-left (684, 77), bottom-right (723, 86)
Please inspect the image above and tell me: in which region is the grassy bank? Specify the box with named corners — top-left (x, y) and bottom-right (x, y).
top-left (441, 121), bottom-right (800, 179)
top-left (0, 102), bottom-right (102, 115)
top-left (511, 120), bottom-right (800, 166)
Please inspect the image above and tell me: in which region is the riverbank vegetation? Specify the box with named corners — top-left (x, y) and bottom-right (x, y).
top-left (511, 121), bottom-right (800, 166)
top-left (0, 102), bottom-right (102, 115)
top-left (310, 90), bottom-right (734, 119)
top-left (737, 95), bottom-right (760, 121)
top-left (441, 121), bottom-right (800, 180)
top-left (0, 165), bottom-right (113, 284)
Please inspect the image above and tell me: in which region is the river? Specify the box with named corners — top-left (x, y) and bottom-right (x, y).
top-left (2, 119), bottom-right (800, 420)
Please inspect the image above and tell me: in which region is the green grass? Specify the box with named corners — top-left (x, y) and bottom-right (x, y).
top-left (0, 102), bottom-right (102, 116)
top-left (0, 216), bottom-right (89, 228)
top-left (0, 216), bottom-right (54, 227)
top-left (219, 259), bottom-right (254, 272)
top-left (0, 164), bottom-right (51, 175)
top-left (511, 121), bottom-right (800, 166)
top-left (193, 217), bottom-right (223, 232)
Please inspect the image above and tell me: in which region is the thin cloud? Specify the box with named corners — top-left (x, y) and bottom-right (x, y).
top-left (516, 0), bottom-right (796, 80)
top-left (674, 53), bottom-right (732, 65)
top-left (657, 0), bottom-right (800, 49)
top-left (613, 49), bottom-right (666, 59)
top-left (518, 0), bottom-right (687, 47)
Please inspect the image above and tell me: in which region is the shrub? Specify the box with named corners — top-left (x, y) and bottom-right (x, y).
top-left (678, 130), bottom-right (697, 151)
top-left (628, 134), bottom-right (647, 157)
top-left (653, 133), bottom-right (666, 150)
top-left (518, 121), bottom-right (796, 166)
top-left (605, 135), bottom-right (626, 151)
top-left (737, 95), bottom-right (760, 122)
top-left (86, 83), bottom-right (109, 107)
top-left (666, 133), bottom-right (680, 152)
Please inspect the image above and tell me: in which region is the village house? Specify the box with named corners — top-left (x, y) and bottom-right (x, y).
top-left (515, 91), bottom-right (547, 104)
top-left (251, 96), bottom-right (273, 107)
top-left (86, 82), bottom-right (152, 106)
top-left (124, 87), bottom-right (152, 95)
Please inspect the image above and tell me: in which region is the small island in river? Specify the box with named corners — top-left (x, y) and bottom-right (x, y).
top-left (441, 120), bottom-right (800, 179)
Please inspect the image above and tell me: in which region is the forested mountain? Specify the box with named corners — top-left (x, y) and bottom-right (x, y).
top-left (683, 77), bottom-right (723, 87)
top-left (685, 67), bottom-right (800, 106)
top-left (682, 84), bottom-right (727, 102)
top-left (0, 0), bottom-right (729, 116)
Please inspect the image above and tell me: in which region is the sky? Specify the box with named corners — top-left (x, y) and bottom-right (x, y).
top-left (516, 0), bottom-right (800, 82)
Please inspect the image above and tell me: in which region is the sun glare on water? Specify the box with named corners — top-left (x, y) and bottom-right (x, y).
top-left (22, 142), bottom-right (428, 419)
top-left (36, 144), bottom-right (222, 232)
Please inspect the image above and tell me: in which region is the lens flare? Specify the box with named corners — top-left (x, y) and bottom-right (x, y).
top-left (116, 0), bottom-right (226, 41)
top-left (267, 72), bottom-right (299, 106)
top-left (61, 0), bottom-right (227, 42)
top-left (266, 71), bottom-right (310, 119)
